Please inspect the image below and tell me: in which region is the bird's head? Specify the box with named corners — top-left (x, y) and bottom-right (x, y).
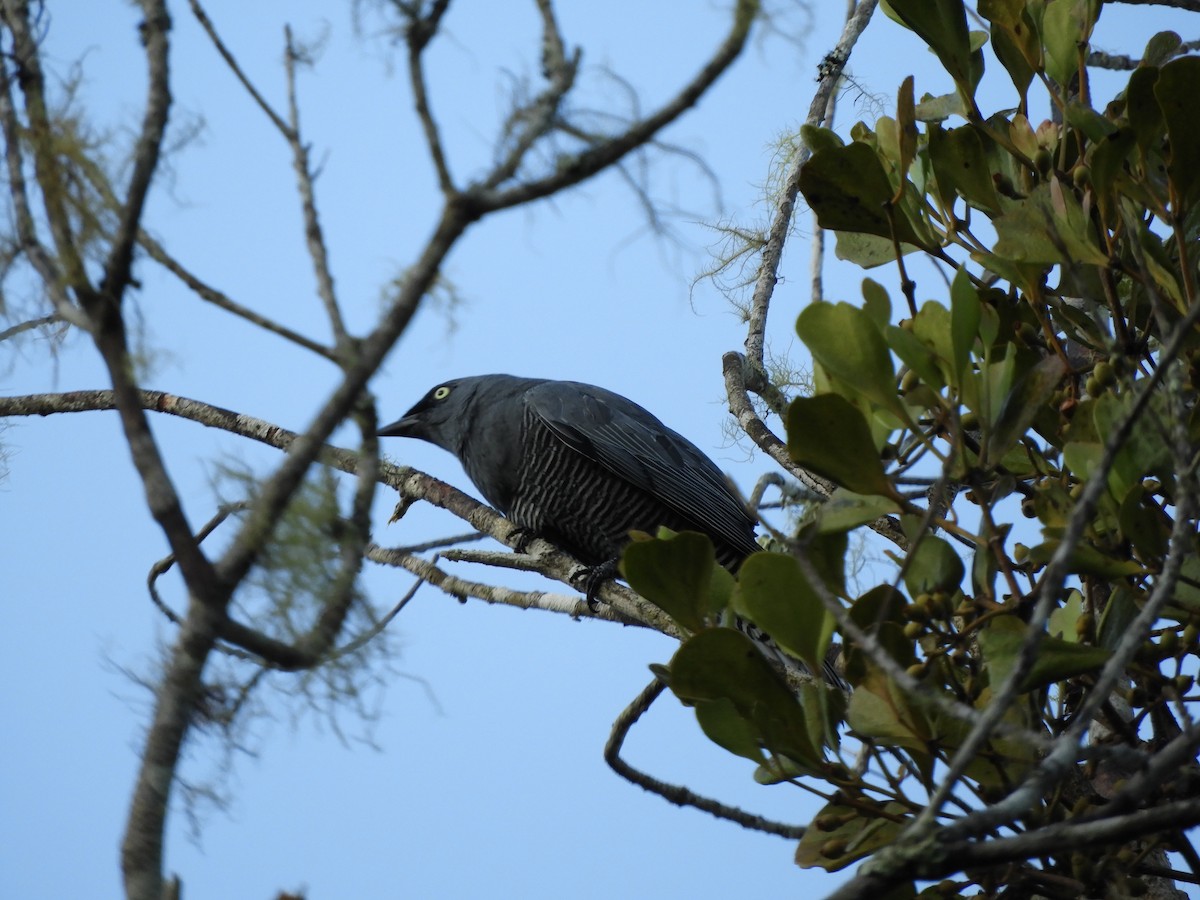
top-left (378, 378), bottom-right (475, 453)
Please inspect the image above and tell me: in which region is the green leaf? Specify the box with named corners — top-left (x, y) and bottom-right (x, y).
top-left (621, 531), bottom-right (717, 632)
top-left (1094, 389), bottom-right (1175, 494)
top-left (1171, 558), bottom-right (1200, 616)
top-left (787, 394), bottom-right (894, 497)
top-left (909, 306), bottom-right (955, 393)
top-left (817, 489), bottom-right (902, 535)
top-left (800, 143), bottom-right (929, 247)
top-left (1155, 56), bottom-right (1200, 208)
top-left (1048, 588), bottom-right (1085, 641)
top-left (986, 353), bottom-right (1068, 462)
top-left (993, 183), bottom-right (1109, 267)
top-left (903, 535), bottom-right (965, 596)
top-left (734, 552), bottom-right (836, 677)
top-left (1087, 125), bottom-right (1136, 220)
top-left (885, 0), bottom-right (977, 98)
top-left (895, 76), bottom-right (918, 202)
top-left (1143, 31), bottom-right (1182, 68)
top-left (1127, 67), bottom-right (1163, 157)
top-left (1119, 484), bottom-right (1170, 561)
top-left (669, 628), bottom-right (824, 769)
top-left (978, 0), bottom-right (1027, 31)
top-left (1097, 586), bottom-right (1139, 651)
top-left (950, 266), bottom-right (981, 380)
top-left (797, 302), bottom-right (903, 418)
top-left (929, 124), bottom-right (1001, 215)
top-left (980, 616), bottom-right (1111, 692)
top-left (845, 671), bottom-right (934, 758)
top-left (861, 278), bottom-right (893, 329)
top-left (1042, 0), bottom-right (1087, 87)
top-left (1027, 540), bottom-right (1146, 579)
top-left (914, 90), bottom-right (969, 122)
top-left (800, 123), bottom-right (846, 155)
top-left (795, 800), bottom-right (910, 872)
top-left (694, 698), bottom-right (766, 764)
top-left (983, 4), bottom-right (1038, 102)
top-left (887, 323), bottom-right (946, 390)
top-left (835, 231), bottom-right (922, 268)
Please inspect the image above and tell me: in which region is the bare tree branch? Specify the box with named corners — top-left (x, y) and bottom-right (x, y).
top-left (99, 0), bottom-right (171, 302)
top-left (604, 678), bottom-right (808, 839)
top-left (743, 0), bottom-right (878, 374)
top-left (1108, 0), bottom-right (1200, 9)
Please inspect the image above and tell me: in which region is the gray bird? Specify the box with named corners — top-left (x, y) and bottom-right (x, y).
top-left (381, 374), bottom-right (849, 689)
top-left (378, 375), bottom-right (760, 588)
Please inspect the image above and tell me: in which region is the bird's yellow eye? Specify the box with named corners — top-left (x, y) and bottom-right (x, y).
top-left (433, 385), bottom-right (452, 400)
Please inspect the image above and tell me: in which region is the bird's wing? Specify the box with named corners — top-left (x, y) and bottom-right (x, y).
top-left (524, 381), bottom-right (759, 554)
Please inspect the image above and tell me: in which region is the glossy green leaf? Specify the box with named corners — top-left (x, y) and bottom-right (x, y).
top-left (903, 535), bottom-right (965, 596)
top-left (886, 0), bottom-right (977, 98)
top-left (895, 76), bottom-right (918, 202)
top-left (1027, 540), bottom-right (1146, 579)
top-left (986, 353), bottom-right (1068, 462)
top-left (887, 323), bottom-right (946, 391)
top-left (669, 628), bottom-right (824, 769)
top-left (1127, 67), bottom-right (1163, 156)
top-left (950, 266), bottom-right (981, 380)
top-left (817, 489), bottom-right (902, 535)
top-left (787, 394), bottom-right (894, 497)
top-left (985, 7), bottom-right (1037, 101)
top-left (1048, 588), bottom-right (1084, 641)
top-left (1119, 484), bottom-right (1170, 561)
top-left (797, 302), bottom-right (903, 417)
top-left (1155, 56), bottom-right (1200, 208)
top-left (795, 800), bottom-right (910, 872)
top-left (845, 672), bottom-right (933, 756)
top-left (980, 616), bottom-right (1111, 693)
top-left (734, 552), bottom-right (836, 676)
top-left (834, 231), bottom-right (922, 268)
top-left (1087, 125), bottom-right (1136, 220)
top-left (1097, 587), bottom-right (1139, 650)
top-left (799, 143), bottom-right (928, 247)
top-left (1143, 31), bottom-right (1182, 68)
top-left (621, 531), bottom-right (717, 632)
top-left (861, 278), bottom-right (893, 329)
top-left (694, 698), bottom-right (766, 764)
top-left (800, 123), bottom-right (846, 155)
top-left (929, 124), bottom-right (1001, 215)
top-left (1042, 0), bottom-right (1087, 87)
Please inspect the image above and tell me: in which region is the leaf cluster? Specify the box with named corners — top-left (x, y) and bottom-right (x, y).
top-left (628, 2), bottom-right (1200, 894)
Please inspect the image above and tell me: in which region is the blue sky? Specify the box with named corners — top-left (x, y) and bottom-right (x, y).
top-left (2, 2), bottom-right (1193, 898)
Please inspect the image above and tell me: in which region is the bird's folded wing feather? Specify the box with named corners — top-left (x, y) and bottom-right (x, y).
top-left (525, 381), bottom-right (758, 553)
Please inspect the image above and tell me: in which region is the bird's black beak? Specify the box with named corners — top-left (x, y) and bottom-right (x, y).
top-left (378, 414), bottom-right (422, 438)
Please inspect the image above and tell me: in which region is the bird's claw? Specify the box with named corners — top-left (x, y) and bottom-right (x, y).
top-left (508, 526), bottom-right (537, 554)
top-left (576, 558), bottom-right (620, 611)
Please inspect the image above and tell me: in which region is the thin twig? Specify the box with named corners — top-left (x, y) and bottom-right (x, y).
top-left (0, 313), bottom-right (62, 342)
top-left (471, 0), bottom-right (760, 214)
top-left (188, 0), bottom-right (291, 135)
top-left (404, 0), bottom-right (455, 195)
top-left (604, 679), bottom-right (808, 839)
top-left (283, 25), bottom-right (350, 351)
